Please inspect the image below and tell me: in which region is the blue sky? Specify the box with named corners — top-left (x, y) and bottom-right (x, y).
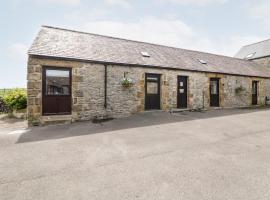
top-left (1, 0), bottom-right (270, 88)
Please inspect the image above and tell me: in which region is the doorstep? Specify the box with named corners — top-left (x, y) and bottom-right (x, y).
top-left (209, 107), bottom-right (222, 110)
top-left (170, 108), bottom-right (192, 113)
top-left (40, 115), bottom-right (72, 126)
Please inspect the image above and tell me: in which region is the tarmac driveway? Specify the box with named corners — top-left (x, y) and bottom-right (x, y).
top-left (1, 108), bottom-right (270, 200)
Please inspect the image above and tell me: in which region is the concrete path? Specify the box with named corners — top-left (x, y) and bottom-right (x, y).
top-left (1, 108), bottom-right (270, 200)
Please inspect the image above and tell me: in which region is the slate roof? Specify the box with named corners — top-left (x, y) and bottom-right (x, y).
top-left (28, 26), bottom-right (270, 78)
top-left (235, 39), bottom-right (270, 60)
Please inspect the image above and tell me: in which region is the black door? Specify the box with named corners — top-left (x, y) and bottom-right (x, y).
top-left (210, 78), bottom-right (220, 107)
top-left (252, 81), bottom-right (258, 105)
top-left (145, 73), bottom-right (161, 110)
top-left (42, 67), bottom-right (72, 115)
top-left (177, 76), bottom-right (188, 108)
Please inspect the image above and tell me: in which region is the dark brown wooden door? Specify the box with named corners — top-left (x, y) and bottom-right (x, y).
top-left (177, 76), bottom-right (188, 108)
top-left (210, 78), bottom-right (220, 107)
top-left (252, 81), bottom-right (258, 105)
top-left (145, 73), bottom-right (161, 110)
top-left (42, 67), bottom-right (72, 115)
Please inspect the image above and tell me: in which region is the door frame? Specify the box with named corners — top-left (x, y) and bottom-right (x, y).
top-left (177, 76), bottom-right (188, 109)
top-left (145, 73), bottom-right (161, 110)
top-left (209, 78), bottom-right (220, 107)
top-left (42, 66), bottom-right (72, 116)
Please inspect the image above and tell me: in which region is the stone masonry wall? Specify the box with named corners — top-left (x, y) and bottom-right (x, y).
top-left (27, 56), bottom-right (106, 124)
top-left (106, 66), bottom-right (270, 117)
top-left (253, 57), bottom-right (270, 70)
top-left (27, 56), bottom-right (270, 124)
top-left (105, 66), bottom-right (210, 117)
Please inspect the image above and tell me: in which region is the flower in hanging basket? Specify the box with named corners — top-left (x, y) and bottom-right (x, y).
top-left (235, 85), bottom-right (246, 95)
top-left (121, 77), bottom-right (134, 88)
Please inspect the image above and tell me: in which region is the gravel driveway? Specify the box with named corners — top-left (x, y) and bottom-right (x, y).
top-left (1, 108), bottom-right (270, 200)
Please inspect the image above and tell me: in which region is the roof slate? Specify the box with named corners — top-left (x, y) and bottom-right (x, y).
top-left (28, 26), bottom-right (270, 78)
top-left (235, 39), bottom-right (270, 60)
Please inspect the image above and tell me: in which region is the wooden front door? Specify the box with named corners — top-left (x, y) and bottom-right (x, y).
top-left (177, 76), bottom-right (188, 108)
top-left (145, 73), bottom-right (161, 110)
top-left (42, 67), bottom-right (72, 115)
top-left (210, 78), bottom-right (220, 107)
top-left (252, 81), bottom-right (258, 105)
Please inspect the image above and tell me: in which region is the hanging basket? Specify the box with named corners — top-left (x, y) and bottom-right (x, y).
top-left (235, 86), bottom-right (246, 95)
top-left (121, 78), bottom-right (134, 88)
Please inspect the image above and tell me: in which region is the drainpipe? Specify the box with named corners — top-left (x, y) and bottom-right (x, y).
top-left (104, 65), bottom-right (107, 109)
top-left (202, 90), bottom-right (205, 110)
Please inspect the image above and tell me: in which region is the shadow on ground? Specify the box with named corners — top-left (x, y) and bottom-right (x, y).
top-left (16, 107), bottom-right (270, 143)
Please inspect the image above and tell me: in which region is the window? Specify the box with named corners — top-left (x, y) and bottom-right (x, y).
top-left (210, 80), bottom-right (218, 94)
top-left (147, 82), bottom-right (158, 94)
top-left (45, 69), bottom-right (71, 95)
top-left (198, 59), bottom-right (207, 65)
top-left (252, 81), bottom-right (258, 94)
top-left (147, 77), bottom-right (158, 81)
top-left (245, 52), bottom-right (256, 59)
top-left (141, 51), bottom-right (150, 57)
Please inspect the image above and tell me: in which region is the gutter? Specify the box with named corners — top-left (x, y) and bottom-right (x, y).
top-left (104, 65), bottom-right (107, 109)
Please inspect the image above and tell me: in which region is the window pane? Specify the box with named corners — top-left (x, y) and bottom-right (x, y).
top-left (147, 77), bottom-right (158, 81)
top-left (46, 70), bottom-right (69, 77)
top-left (210, 81), bottom-right (217, 94)
top-left (252, 82), bottom-right (257, 94)
top-left (147, 82), bottom-right (158, 94)
top-left (46, 69), bottom-right (70, 95)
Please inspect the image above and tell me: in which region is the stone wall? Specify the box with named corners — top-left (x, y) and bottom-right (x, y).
top-left (106, 66), bottom-right (270, 114)
top-left (105, 66), bottom-right (210, 117)
top-left (253, 57), bottom-right (270, 69)
top-left (27, 56), bottom-right (270, 125)
top-left (27, 56), bottom-right (106, 124)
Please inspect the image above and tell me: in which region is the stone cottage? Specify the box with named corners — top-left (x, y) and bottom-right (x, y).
top-left (27, 26), bottom-right (270, 125)
top-left (235, 39), bottom-right (270, 69)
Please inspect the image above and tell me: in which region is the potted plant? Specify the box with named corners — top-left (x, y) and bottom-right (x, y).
top-left (121, 77), bottom-right (134, 88)
top-left (235, 85), bottom-right (246, 95)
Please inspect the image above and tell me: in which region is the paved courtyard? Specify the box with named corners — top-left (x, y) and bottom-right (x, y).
top-left (1, 108), bottom-right (270, 200)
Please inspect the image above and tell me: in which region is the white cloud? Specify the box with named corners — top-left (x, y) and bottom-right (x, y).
top-left (77, 17), bottom-right (259, 56)
top-left (71, 17), bottom-right (263, 57)
top-left (77, 18), bottom-right (217, 53)
top-left (35, 0), bottom-right (81, 6)
top-left (7, 43), bottom-right (28, 61)
top-left (104, 0), bottom-right (131, 7)
top-left (218, 36), bottom-right (266, 56)
top-left (160, 0), bottom-right (227, 6)
top-left (64, 8), bottom-right (108, 22)
top-left (248, 0), bottom-right (270, 29)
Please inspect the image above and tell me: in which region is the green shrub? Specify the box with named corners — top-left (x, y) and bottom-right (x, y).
top-left (0, 97), bottom-right (10, 113)
top-left (4, 89), bottom-right (27, 110)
